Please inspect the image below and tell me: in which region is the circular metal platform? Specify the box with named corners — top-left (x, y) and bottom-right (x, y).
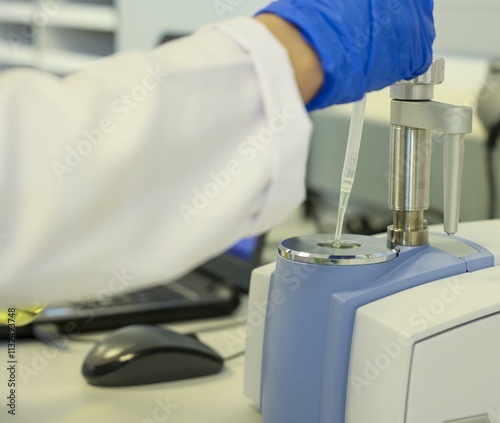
top-left (278, 234), bottom-right (399, 266)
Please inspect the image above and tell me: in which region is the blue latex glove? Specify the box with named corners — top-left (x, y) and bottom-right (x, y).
top-left (257, 0), bottom-right (435, 110)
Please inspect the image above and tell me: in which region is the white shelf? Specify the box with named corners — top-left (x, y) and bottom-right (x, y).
top-left (0, 2), bottom-right (35, 24)
top-left (0, 39), bottom-right (34, 66)
top-left (0, 1), bottom-right (119, 74)
top-left (46, 4), bottom-right (118, 32)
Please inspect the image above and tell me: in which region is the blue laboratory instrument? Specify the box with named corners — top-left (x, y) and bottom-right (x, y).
top-left (244, 58), bottom-right (500, 423)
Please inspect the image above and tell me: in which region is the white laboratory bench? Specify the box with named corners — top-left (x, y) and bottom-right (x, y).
top-left (1, 298), bottom-right (262, 423)
top-left (2, 210), bottom-right (315, 423)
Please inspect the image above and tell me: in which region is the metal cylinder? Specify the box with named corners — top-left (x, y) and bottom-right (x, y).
top-left (388, 125), bottom-right (432, 246)
top-left (388, 210), bottom-right (428, 246)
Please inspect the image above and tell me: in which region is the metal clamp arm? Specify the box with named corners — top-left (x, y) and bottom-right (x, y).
top-left (391, 100), bottom-right (473, 134)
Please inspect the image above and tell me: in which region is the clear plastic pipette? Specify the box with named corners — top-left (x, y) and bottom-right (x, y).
top-left (333, 95), bottom-right (367, 247)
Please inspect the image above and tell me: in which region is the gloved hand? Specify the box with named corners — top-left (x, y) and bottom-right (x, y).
top-left (257, 0), bottom-right (435, 110)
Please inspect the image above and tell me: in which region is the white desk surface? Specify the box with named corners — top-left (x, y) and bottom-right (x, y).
top-left (2, 210), bottom-right (312, 423)
top-left (2, 299), bottom-right (262, 423)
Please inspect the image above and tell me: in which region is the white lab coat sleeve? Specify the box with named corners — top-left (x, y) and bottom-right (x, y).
top-left (0, 17), bottom-right (312, 307)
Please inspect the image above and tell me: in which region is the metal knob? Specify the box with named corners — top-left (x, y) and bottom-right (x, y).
top-left (391, 57), bottom-right (445, 100)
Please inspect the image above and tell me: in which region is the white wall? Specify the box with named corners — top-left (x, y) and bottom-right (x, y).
top-left (117, 0), bottom-right (500, 60)
top-left (116, 0), bottom-right (270, 51)
top-left (434, 0), bottom-right (500, 58)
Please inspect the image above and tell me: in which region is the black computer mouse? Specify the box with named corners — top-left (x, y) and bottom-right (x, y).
top-left (81, 324), bottom-right (224, 387)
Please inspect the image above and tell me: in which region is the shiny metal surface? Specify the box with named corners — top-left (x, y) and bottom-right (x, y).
top-left (387, 57), bottom-right (472, 245)
top-left (406, 57), bottom-right (445, 85)
top-left (278, 234), bottom-right (399, 266)
top-left (388, 211), bottom-right (428, 247)
top-left (390, 84), bottom-right (435, 101)
top-left (443, 134), bottom-right (466, 235)
top-left (389, 126), bottom-right (432, 211)
top-left (390, 100), bottom-right (473, 134)
top-left (388, 126), bottom-right (431, 246)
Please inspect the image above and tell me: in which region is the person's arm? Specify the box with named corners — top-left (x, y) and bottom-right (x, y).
top-left (254, 14), bottom-right (324, 104)
top-left (256, 0), bottom-right (435, 110)
top-left (0, 0), bottom-right (435, 306)
top-left (0, 18), bottom-right (312, 307)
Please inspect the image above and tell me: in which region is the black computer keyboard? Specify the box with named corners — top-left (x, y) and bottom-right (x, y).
top-left (0, 272), bottom-right (240, 339)
top-left (78, 284), bottom-right (187, 309)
